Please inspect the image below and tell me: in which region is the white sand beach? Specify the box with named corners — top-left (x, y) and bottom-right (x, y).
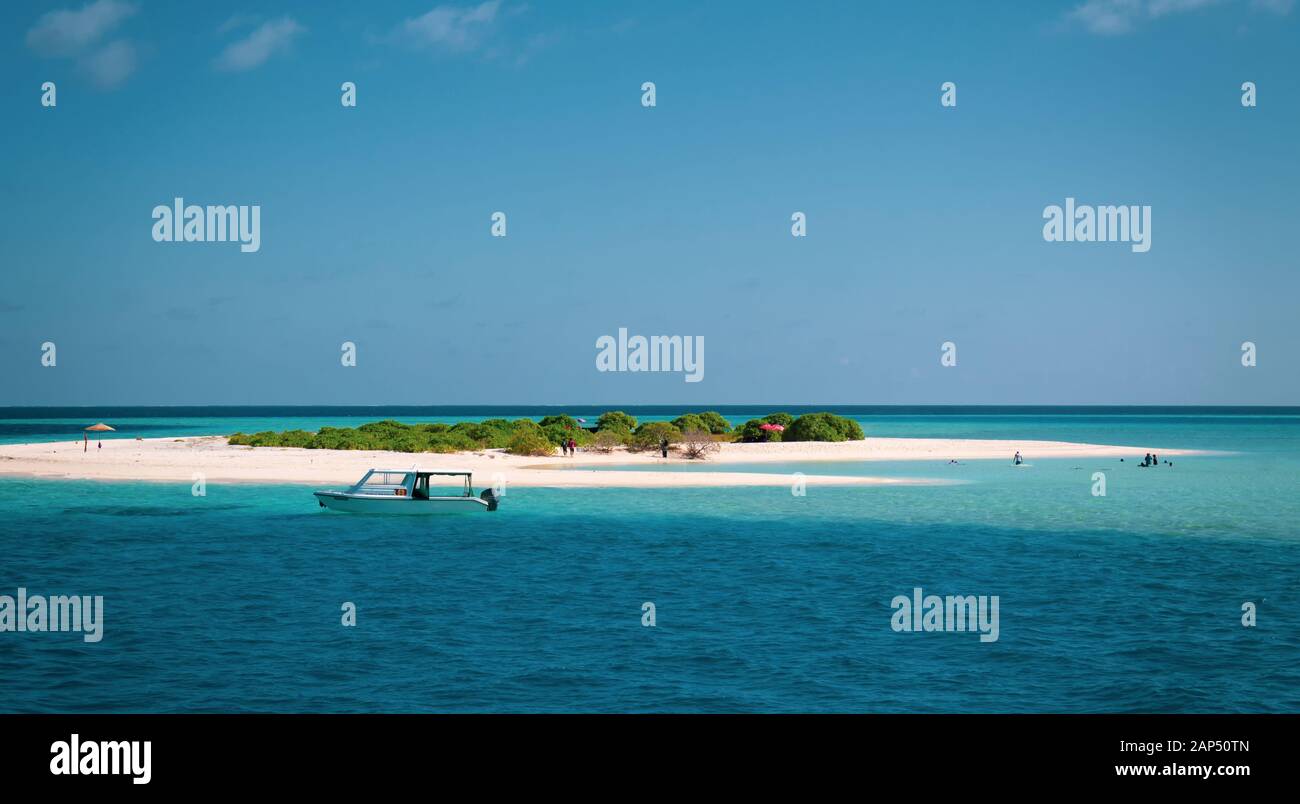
top-left (0, 436), bottom-right (1198, 488)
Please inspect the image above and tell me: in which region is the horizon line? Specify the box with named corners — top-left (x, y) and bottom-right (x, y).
top-left (2, 404), bottom-right (1299, 410)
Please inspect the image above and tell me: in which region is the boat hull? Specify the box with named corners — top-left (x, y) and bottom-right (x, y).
top-left (314, 492), bottom-right (490, 514)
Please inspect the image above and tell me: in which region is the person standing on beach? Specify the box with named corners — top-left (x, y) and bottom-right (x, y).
top-left (568, 437), bottom-right (576, 456)
top-left (84, 433), bottom-right (88, 453)
top-left (661, 437), bottom-right (669, 459)
top-left (560, 439), bottom-right (567, 457)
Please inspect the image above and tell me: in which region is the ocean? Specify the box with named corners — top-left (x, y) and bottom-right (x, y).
top-left (1, 406), bottom-right (1297, 712)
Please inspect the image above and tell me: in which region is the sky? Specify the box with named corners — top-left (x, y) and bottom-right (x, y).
top-left (1, 0), bottom-right (1298, 406)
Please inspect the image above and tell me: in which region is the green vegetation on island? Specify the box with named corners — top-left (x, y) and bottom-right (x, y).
top-left (735, 411), bottom-right (864, 443)
top-left (227, 410), bottom-right (863, 456)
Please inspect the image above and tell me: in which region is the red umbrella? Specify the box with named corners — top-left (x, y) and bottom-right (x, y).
top-left (759, 423), bottom-right (785, 432)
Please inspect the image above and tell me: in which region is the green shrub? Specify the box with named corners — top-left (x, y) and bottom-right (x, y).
top-left (474, 419), bottom-right (516, 448)
top-left (735, 413), bottom-right (802, 443)
top-left (538, 414), bottom-right (580, 431)
top-left (449, 421), bottom-right (490, 444)
top-left (358, 419), bottom-right (409, 433)
top-left (737, 414), bottom-right (791, 443)
top-left (596, 411), bottom-right (638, 432)
top-left (696, 411), bottom-right (731, 434)
top-left (432, 420), bottom-right (508, 448)
top-left (276, 429), bottom-right (316, 448)
top-left (671, 413), bottom-right (710, 433)
top-left (309, 427), bottom-right (377, 450)
top-left (427, 432), bottom-right (479, 453)
top-left (387, 433), bottom-right (432, 452)
top-left (597, 423), bottom-right (630, 441)
top-left (227, 417), bottom-right (598, 454)
top-left (541, 423), bottom-right (567, 446)
top-left (630, 421), bottom-right (681, 452)
top-left (543, 423), bottom-right (591, 447)
top-left (784, 412), bottom-right (865, 442)
top-left (590, 430), bottom-right (625, 453)
top-left (507, 430), bottom-right (558, 456)
top-left (763, 412), bottom-right (794, 428)
top-left (354, 420), bottom-right (413, 445)
top-left (245, 430), bottom-right (285, 447)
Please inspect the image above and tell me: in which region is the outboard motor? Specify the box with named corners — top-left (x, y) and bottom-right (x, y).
top-left (480, 488), bottom-right (499, 511)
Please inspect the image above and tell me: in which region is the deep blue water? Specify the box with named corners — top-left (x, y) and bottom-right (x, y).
top-left (1, 407), bottom-right (1298, 712)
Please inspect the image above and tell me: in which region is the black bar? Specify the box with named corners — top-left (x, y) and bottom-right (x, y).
top-left (0, 714), bottom-right (1286, 790)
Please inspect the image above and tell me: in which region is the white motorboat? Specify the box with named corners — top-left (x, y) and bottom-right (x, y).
top-left (314, 469), bottom-right (499, 514)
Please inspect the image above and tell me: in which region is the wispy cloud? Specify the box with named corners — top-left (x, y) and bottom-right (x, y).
top-left (216, 13), bottom-right (262, 35)
top-left (492, 30), bottom-right (560, 67)
top-left (1064, 0), bottom-right (1290, 33)
top-left (26, 0), bottom-right (137, 56)
top-left (390, 1), bottom-right (502, 51)
top-left (215, 16), bottom-right (305, 72)
top-left (82, 38), bottom-right (136, 88)
top-left (26, 0), bottom-right (139, 88)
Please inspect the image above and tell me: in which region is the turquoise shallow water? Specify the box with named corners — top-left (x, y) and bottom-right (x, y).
top-left (5, 405), bottom-right (1300, 451)
top-left (1, 408), bottom-right (1298, 712)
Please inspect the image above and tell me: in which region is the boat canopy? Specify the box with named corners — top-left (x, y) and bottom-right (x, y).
top-left (369, 469), bottom-right (472, 477)
top-left (346, 469), bottom-right (476, 499)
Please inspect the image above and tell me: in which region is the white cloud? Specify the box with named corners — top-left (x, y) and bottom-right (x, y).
top-left (1066, 0), bottom-right (1144, 34)
top-left (1065, 0), bottom-right (1232, 34)
top-left (26, 0), bottom-right (137, 56)
top-left (217, 14), bottom-right (262, 35)
top-left (25, 0), bottom-right (139, 89)
top-left (82, 39), bottom-right (136, 88)
top-left (393, 1), bottom-right (502, 51)
top-left (215, 16), bottom-right (305, 72)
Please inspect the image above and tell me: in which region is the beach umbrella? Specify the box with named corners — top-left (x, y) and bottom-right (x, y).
top-left (759, 423), bottom-right (785, 432)
top-left (84, 423), bottom-right (115, 432)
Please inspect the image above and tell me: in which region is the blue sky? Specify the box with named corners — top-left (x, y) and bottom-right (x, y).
top-left (2, 0), bottom-right (1297, 405)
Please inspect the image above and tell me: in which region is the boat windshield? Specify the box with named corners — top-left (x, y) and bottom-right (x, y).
top-left (360, 472), bottom-right (411, 488)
